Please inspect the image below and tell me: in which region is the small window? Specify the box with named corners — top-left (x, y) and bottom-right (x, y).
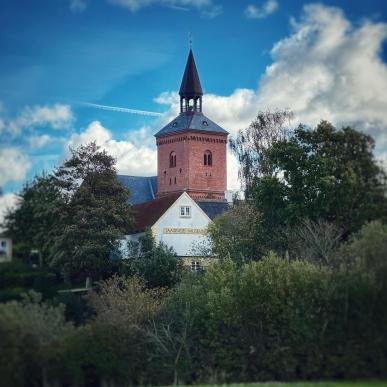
top-left (174, 177), bottom-right (177, 184)
top-left (170, 151), bottom-right (176, 168)
top-left (169, 178), bottom-right (172, 185)
top-left (180, 206), bottom-right (191, 218)
top-left (191, 260), bottom-right (202, 272)
top-left (204, 150), bottom-right (212, 166)
top-left (0, 241), bottom-right (6, 248)
top-left (202, 120), bottom-right (208, 126)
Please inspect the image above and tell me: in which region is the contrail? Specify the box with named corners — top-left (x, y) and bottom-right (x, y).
top-left (81, 102), bottom-right (163, 117)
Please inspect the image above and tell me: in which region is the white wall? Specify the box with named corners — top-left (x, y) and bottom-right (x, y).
top-left (0, 237), bottom-right (12, 262)
top-left (152, 193), bottom-right (211, 257)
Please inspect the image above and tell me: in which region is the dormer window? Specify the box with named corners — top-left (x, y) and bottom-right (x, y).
top-left (204, 150), bottom-right (212, 166)
top-left (170, 151), bottom-right (176, 168)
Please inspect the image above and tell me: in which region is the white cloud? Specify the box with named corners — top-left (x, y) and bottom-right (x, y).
top-left (28, 134), bottom-right (52, 149)
top-left (67, 121), bottom-right (157, 176)
top-left (106, 0), bottom-right (221, 16)
top-left (0, 148), bottom-right (31, 187)
top-left (245, 0), bottom-right (279, 19)
top-left (70, 0), bottom-right (87, 12)
top-left (0, 193), bottom-right (19, 228)
top-left (5, 104), bottom-right (73, 136)
top-left (257, 4), bottom-right (387, 159)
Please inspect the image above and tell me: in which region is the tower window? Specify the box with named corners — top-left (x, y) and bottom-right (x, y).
top-left (174, 177), bottom-right (177, 184)
top-left (169, 151), bottom-right (176, 168)
top-left (204, 150), bottom-right (212, 166)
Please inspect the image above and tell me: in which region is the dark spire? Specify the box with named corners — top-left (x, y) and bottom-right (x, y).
top-left (179, 50), bottom-right (203, 113)
top-left (179, 49), bottom-right (203, 98)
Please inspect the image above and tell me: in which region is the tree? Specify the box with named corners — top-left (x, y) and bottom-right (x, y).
top-left (207, 202), bottom-right (262, 261)
top-left (0, 291), bottom-right (72, 387)
top-left (3, 174), bottom-right (64, 262)
top-left (254, 121), bottom-right (387, 237)
top-left (230, 110), bottom-right (293, 197)
top-left (52, 142), bottom-right (133, 283)
top-left (125, 230), bottom-right (183, 289)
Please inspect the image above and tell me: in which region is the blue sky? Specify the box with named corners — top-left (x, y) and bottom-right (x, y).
top-left (1, 0), bottom-right (387, 215)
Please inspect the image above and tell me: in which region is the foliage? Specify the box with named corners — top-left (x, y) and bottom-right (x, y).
top-left (0, 292), bottom-right (72, 387)
top-left (51, 142), bottom-right (133, 283)
top-left (163, 255), bottom-right (387, 383)
top-left (207, 201), bottom-right (262, 261)
top-left (255, 122), bottom-right (387, 236)
top-left (125, 230), bottom-right (183, 288)
top-left (339, 220), bottom-right (387, 282)
top-left (52, 276), bottom-right (163, 386)
top-left (3, 173), bottom-right (63, 262)
top-left (287, 219), bottom-right (343, 266)
top-left (0, 262), bottom-right (59, 302)
top-left (230, 110), bottom-right (293, 197)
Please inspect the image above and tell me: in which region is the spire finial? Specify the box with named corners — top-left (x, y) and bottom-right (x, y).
top-left (189, 32), bottom-right (192, 50)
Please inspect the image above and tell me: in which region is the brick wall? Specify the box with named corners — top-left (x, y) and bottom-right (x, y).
top-left (156, 130), bottom-right (227, 199)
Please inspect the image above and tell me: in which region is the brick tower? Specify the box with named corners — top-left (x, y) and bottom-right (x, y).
top-left (155, 50), bottom-right (228, 200)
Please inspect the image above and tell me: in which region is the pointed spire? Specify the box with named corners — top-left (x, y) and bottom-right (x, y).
top-left (179, 49), bottom-right (203, 98)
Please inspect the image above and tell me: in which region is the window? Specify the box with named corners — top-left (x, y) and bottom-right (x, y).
top-left (204, 150), bottom-right (212, 166)
top-left (169, 151), bottom-right (176, 168)
top-left (0, 241), bottom-right (6, 248)
top-left (174, 177), bottom-right (177, 184)
top-left (191, 260), bottom-right (202, 272)
top-left (180, 206), bottom-right (191, 217)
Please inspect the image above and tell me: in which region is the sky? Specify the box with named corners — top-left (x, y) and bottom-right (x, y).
top-left (1, 0), bottom-right (387, 219)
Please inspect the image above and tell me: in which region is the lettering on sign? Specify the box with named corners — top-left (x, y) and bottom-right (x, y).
top-left (163, 227), bottom-right (207, 235)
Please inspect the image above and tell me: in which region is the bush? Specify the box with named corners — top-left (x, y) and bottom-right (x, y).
top-left (0, 262), bottom-right (59, 302)
top-left (0, 292), bottom-right (72, 387)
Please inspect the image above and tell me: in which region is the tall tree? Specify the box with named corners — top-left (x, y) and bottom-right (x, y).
top-left (230, 110), bottom-right (293, 197)
top-left (52, 142), bottom-right (133, 283)
top-left (255, 121), bottom-right (387, 236)
top-left (3, 174), bottom-right (63, 262)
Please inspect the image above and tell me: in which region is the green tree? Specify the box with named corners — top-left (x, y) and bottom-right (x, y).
top-left (255, 121), bottom-right (387, 237)
top-left (52, 142), bottom-right (133, 284)
top-left (207, 201), bottom-right (262, 261)
top-left (3, 174), bottom-right (63, 262)
top-left (125, 230), bottom-right (183, 288)
top-left (0, 291), bottom-right (72, 387)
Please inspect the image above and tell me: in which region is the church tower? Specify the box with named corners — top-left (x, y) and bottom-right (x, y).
top-left (155, 50), bottom-right (228, 200)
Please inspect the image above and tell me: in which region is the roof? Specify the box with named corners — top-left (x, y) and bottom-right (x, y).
top-left (179, 49), bottom-right (203, 98)
top-left (154, 111), bottom-right (229, 138)
top-left (117, 175), bottom-right (157, 205)
top-left (131, 193), bottom-right (181, 232)
top-left (196, 200), bottom-right (229, 220)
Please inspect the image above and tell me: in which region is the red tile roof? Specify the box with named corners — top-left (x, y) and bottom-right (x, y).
top-left (131, 193), bottom-right (181, 232)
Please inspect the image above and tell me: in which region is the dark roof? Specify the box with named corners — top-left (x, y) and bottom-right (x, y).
top-left (154, 111), bottom-right (228, 138)
top-left (179, 49), bottom-right (203, 98)
top-left (131, 193), bottom-right (181, 232)
top-left (117, 175), bottom-right (157, 205)
top-left (196, 200), bottom-right (229, 220)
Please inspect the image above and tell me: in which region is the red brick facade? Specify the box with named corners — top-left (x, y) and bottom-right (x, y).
top-left (156, 130), bottom-right (227, 199)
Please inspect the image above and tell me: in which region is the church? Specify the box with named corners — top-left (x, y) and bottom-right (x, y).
top-left (118, 49), bottom-right (230, 268)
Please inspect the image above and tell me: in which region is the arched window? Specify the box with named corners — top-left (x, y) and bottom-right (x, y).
top-left (169, 151), bottom-right (176, 168)
top-left (204, 150), bottom-right (212, 166)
